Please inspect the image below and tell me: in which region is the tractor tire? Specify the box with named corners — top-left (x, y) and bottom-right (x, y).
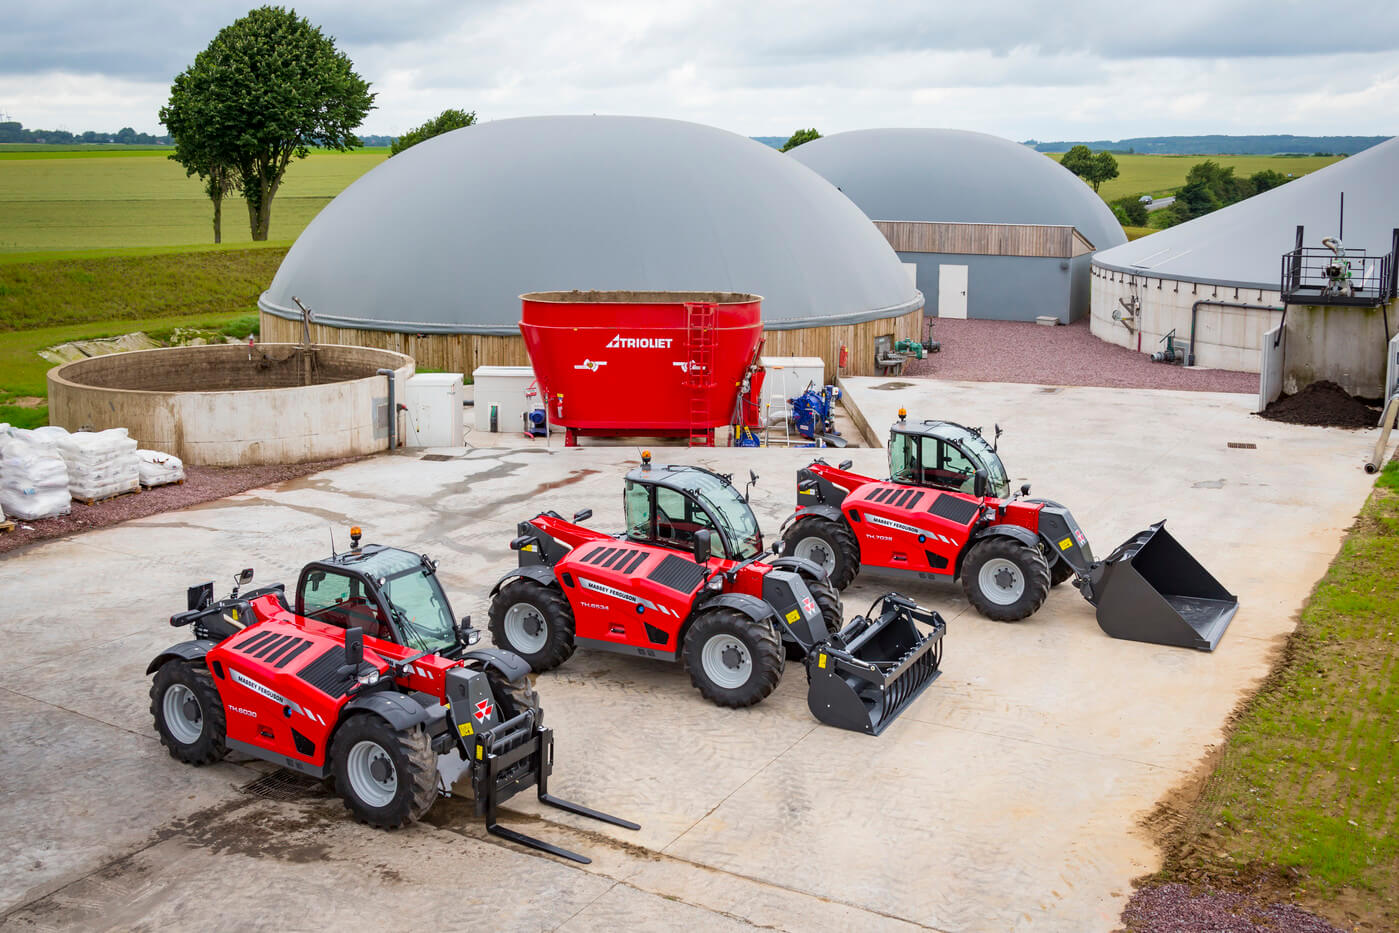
top-left (961, 537), bottom-right (1051, 622)
top-left (330, 715), bottom-right (437, 829)
top-left (488, 579), bottom-right (576, 672)
top-left (150, 659), bottom-right (228, 765)
top-left (1048, 555), bottom-right (1076, 587)
top-left (781, 517), bottom-right (860, 590)
top-left (683, 608), bottom-right (784, 708)
top-left (486, 670), bottom-right (541, 725)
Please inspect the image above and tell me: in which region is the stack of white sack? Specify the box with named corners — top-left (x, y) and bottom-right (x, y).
top-left (0, 430), bottom-right (72, 520)
top-left (57, 428), bottom-right (140, 502)
top-left (138, 449), bottom-right (185, 487)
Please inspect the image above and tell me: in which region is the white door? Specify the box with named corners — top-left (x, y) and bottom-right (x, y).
top-left (938, 264), bottom-right (968, 319)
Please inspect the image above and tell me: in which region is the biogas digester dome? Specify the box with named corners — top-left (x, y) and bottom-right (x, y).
top-left (259, 116), bottom-right (925, 377)
top-left (790, 129), bottom-right (1127, 324)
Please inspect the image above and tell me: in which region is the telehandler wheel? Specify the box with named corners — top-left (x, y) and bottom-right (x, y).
top-left (150, 660), bottom-right (228, 765)
top-left (488, 579), bottom-right (576, 672)
top-left (330, 715), bottom-right (437, 829)
top-left (683, 608), bottom-right (784, 708)
top-left (1048, 555), bottom-right (1076, 587)
top-left (961, 536), bottom-right (1051, 622)
top-left (782, 518), bottom-right (860, 590)
top-left (486, 670), bottom-right (541, 725)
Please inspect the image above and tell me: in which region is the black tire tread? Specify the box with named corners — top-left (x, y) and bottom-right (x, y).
top-left (150, 659), bottom-right (228, 765)
top-left (683, 608), bottom-right (784, 708)
top-left (486, 670), bottom-right (541, 725)
top-left (962, 537), bottom-right (1051, 622)
top-left (330, 716), bottom-right (437, 829)
top-left (782, 517), bottom-right (860, 590)
top-left (808, 580), bottom-right (843, 638)
top-left (1049, 556), bottom-right (1075, 587)
top-left (487, 579), bottom-right (576, 672)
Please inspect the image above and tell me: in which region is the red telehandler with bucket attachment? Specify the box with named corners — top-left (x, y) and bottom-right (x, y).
top-left (488, 454), bottom-right (946, 735)
top-left (779, 413), bottom-right (1238, 651)
top-left (147, 530), bottom-right (637, 863)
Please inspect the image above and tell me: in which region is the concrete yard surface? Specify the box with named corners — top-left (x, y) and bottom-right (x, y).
top-left (0, 377), bottom-right (1381, 931)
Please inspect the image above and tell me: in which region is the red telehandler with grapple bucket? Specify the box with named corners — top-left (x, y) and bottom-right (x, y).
top-left (147, 530), bottom-right (637, 863)
top-left (488, 454), bottom-right (946, 735)
top-left (779, 412), bottom-right (1238, 651)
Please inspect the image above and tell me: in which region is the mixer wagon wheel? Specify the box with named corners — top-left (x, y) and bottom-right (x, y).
top-left (488, 579), bottom-right (576, 672)
top-left (961, 537), bottom-right (1051, 622)
top-left (683, 608), bottom-right (784, 708)
top-left (782, 517), bottom-right (859, 590)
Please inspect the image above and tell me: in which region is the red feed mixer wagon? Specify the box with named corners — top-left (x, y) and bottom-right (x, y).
top-left (518, 290), bottom-right (766, 446)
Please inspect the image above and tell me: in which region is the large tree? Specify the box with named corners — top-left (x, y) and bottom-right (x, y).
top-left (1061, 145), bottom-right (1119, 192)
top-left (390, 108), bottom-right (476, 156)
top-left (780, 128), bottom-right (821, 152)
top-left (160, 6), bottom-right (374, 241)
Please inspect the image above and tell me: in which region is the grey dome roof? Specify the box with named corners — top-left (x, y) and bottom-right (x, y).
top-left (259, 116), bottom-right (922, 335)
top-left (1093, 136), bottom-right (1398, 289)
top-left (789, 128), bottom-right (1127, 252)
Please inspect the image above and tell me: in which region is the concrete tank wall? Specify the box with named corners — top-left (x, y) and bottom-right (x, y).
top-left (1282, 300), bottom-right (1399, 398)
top-left (1090, 265), bottom-right (1283, 372)
top-left (47, 344), bottom-right (414, 466)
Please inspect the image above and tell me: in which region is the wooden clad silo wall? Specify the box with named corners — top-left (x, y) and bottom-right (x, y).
top-left (259, 305), bottom-right (923, 383)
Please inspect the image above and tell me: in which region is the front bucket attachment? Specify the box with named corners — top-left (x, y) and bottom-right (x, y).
top-left (807, 594), bottom-right (945, 735)
top-left (1088, 521), bottom-right (1237, 651)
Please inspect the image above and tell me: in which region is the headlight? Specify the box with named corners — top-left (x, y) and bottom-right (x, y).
top-left (704, 576), bottom-right (724, 592)
top-left (356, 670), bottom-right (381, 686)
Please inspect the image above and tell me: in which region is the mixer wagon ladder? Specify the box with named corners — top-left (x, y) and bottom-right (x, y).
top-left (685, 302), bottom-right (717, 447)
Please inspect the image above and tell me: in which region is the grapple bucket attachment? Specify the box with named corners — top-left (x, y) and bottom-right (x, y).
top-left (807, 594), bottom-right (945, 735)
top-left (1088, 521), bottom-right (1237, 651)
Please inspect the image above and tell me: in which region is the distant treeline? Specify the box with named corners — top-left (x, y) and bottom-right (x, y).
top-left (0, 121), bottom-right (172, 145)
top-left (1026, 134), bottom-right (1389, 155)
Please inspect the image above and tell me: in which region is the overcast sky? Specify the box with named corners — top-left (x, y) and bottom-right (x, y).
top-left (2, 1), bottom-right (1396, 140)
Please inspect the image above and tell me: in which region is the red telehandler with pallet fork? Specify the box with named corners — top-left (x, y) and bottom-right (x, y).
top-left (779, 412), bottom-right (1238, 651)
top-left (147, 529), bottom-right (637, 863)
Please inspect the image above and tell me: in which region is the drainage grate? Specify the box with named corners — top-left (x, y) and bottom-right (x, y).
top-left (420, 454), bottom-right (454, 461)
top-left (242, 769), bottom-right (325, 801)
top-left (1227, 442), bottom-right (1257, 449)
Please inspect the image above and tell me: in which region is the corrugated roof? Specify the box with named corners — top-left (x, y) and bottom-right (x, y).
top-left (1093, 137), bottom-right (1398, 289)
top-left (259, 116), bottom-right (922, 335)
top-left (789, 128), bottom-right (1127, 254)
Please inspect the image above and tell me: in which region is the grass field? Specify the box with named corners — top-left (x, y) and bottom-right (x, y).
top-left (1045, 153), bottom-right (1342, 202)
top-left (0, 149), bottom-right (384, 253)
top-left (1154, 465), bottom-right (1399, 928)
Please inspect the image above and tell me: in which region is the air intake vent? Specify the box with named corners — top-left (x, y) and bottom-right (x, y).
top-left (928, 494), bottom-right (980, 525)
top-left (647, 554), bottom-right (707, 593)
top-left (297, 649), bottom-right (355, 697)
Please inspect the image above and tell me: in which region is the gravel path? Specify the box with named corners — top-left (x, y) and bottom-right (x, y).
top-left (905, 318), bottom-right (1259, 394)
top-left (0, 457), bottom-right (361, 556)
top-left (1122, 882), bottom-right (1343, 932)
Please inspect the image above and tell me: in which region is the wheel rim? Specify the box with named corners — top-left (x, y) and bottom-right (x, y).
top-left (503, 602), bottom-right (548, 654)
top-left (792, 537), bottom-right (836, 576)
top-left (162, 683), bottom-right (204, 745)
top-left (346, 740), bottom-right (398, 808)
top-left (978, 557), bottom-right (1025, 606)
top-left (700, 634), bottom-right (752, 689)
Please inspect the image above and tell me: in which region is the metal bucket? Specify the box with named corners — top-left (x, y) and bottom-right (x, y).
top-left (806, 594), bottom-right (945, 735)
top-left (1088, 521), bottom-right (1237, 651)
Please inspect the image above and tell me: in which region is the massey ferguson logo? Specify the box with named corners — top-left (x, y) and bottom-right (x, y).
top-left (867, 513), bottom-right (957, 545)
top-left (579, 576), bottom-right (679, 617)
top-left (473, 699), bottom-right (494, 722)
top-left (606, 334), bottom-right (673, 349)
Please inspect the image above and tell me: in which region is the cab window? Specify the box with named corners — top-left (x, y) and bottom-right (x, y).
top-left (301, 570), bottom-right (391, 639)
top-left (628, 482), bottom-right (729, 558)
top-left (624, 480), bottom-right (651, 539)
top-left (890, 433), bottom-right (918, 483)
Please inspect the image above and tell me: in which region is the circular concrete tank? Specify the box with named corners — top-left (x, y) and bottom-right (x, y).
top-left (47, 344), bottom-right (414, 466)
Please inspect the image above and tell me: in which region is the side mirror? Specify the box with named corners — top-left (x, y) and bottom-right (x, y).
top-left (1020, 483), bottom-right (1031, 497)
top-left (838, 459), bottom-right (853, 471)
top-left (238, 568), bottom-right (255, 585)
top-left (693, 529), bottom-right (712, 565)
top-left (458, 616), bottom-right (482, 646)
top-left (573, 508), bottom-right (592, 523)
top-left (973, 468), bottom-right (988, 499)
top-left (749, 470), bottom-right (758, 486)
top-left (344, 627), bottom-right (364, 667)
top-left (187, 582), bottom-right (214, 611)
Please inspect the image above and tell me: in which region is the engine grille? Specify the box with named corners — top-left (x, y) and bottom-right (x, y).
top-left (647, 554), bottom-right (707, 593)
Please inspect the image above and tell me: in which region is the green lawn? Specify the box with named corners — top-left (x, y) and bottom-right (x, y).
top-left (1045, 153), bottom-right (1342, 202)
top-left (0, 149), bottom-right (384, 253)
top-left (1154, 464), bottom-right (1399, 928)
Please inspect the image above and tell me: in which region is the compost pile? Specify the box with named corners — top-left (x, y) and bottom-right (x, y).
top-left (1259, 380), bottom-right (1380, 429)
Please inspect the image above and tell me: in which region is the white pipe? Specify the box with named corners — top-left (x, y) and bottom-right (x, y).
top-left (1365, 396), bottom-right (1399, 474)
